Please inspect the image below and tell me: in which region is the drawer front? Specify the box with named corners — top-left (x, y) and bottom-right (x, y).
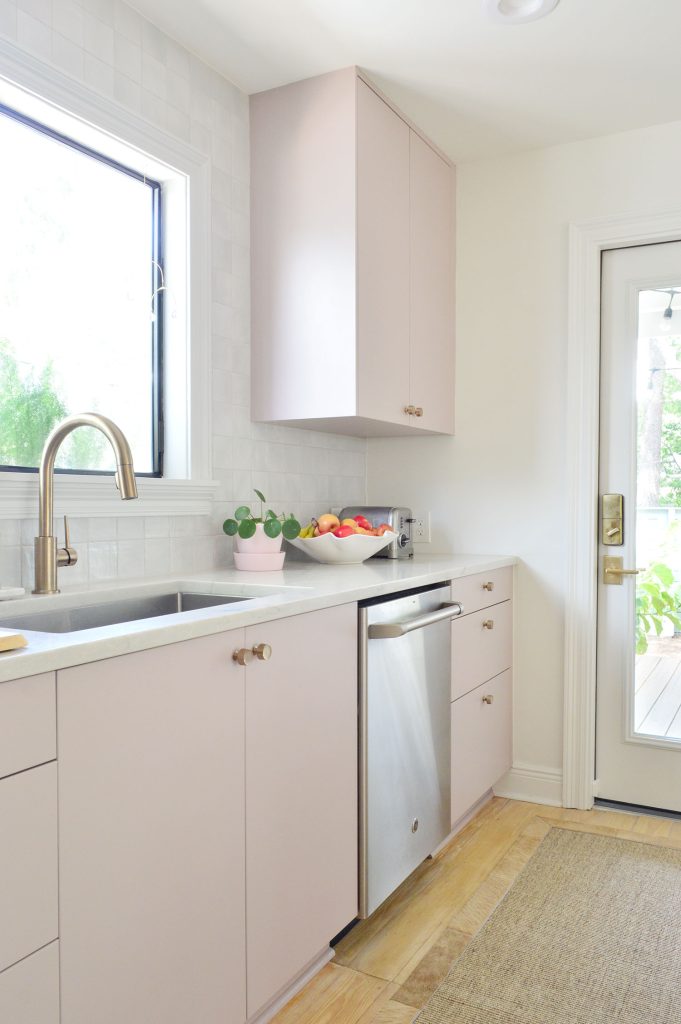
top-left (0, 941), bottom-right (59, 1024)
top-left (0, 673), bottom-right (56, 780)
top-left (450, 567), bottom-right (512, 617)
top-left (451, 670), bottom-right (512, 826)
top-left (451, 600), bottom-right (511, 701)
top-left (0, 763), bottom-right (58, 973)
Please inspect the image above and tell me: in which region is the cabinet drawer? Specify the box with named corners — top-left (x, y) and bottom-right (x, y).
top-left (451, 670), bottom-right (512, 826)
top-left (0, 762), bottom-right (58, 972)
top-left (0, 941), bottom-right (59, 1024)
top-left (0, 673), bottom-right (56, 780)
top-left (450, 567), bottom-right (512, 617)
top-left (451, 600), bottom-right (511, 701)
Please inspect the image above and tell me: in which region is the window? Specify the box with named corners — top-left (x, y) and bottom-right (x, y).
top-left (0, 103), bottom-right (163, 476)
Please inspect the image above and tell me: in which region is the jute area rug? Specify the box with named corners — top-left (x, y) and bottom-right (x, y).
top-left (416, 826), bottom-right (681, 1024)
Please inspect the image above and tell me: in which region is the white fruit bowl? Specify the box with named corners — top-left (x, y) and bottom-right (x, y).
top-left (287, 531), bottom-right (398, 565)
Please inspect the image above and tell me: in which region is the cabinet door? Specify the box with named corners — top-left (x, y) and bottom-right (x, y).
top-left (58, 633), bottom-right (247, 1024)
top-left (409, 131), bottom-right (455, 434)
top-left (357, 79), bottom-right (411, 426)
top-left (0, 762), bottom-right (58, 973)
top-left (0, 941), bottom-right (59, 1024)
top-left (0, 672), bottom-right (55, 780)
top-left (451, 670), bottom-right (512, 825)
top-left (245, 605), bottom-right (358, 1017)
top-left (451, 601), bottom-right (512, 701)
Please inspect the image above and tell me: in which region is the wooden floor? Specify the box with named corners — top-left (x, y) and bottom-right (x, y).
top-left (636, 652), bottom-right (681, 737)
top-left (271, 798), bottom-right (681, 1024)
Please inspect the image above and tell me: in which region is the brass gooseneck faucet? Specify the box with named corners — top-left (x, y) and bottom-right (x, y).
top-left (33, 413), bottom-right (138, 594)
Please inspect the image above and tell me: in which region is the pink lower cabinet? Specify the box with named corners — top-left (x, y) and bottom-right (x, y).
top-left (451, 670), bottom-right (513, 824)
top-left (245, 604), bottom-right (358, 1018)
top-left (0, 761), bottom-right (58, 974)
top-left (57, 632), bottom-right (247, 1024)
top-left (0, 942), bottom-right (59, 1024)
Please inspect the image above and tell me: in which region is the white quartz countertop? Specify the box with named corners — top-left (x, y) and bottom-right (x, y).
top-left (0, 553), bottom-right (515, 683)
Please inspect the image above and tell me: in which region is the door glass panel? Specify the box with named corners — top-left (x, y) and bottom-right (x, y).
top-left (636, 287), bottom-right (681, 738)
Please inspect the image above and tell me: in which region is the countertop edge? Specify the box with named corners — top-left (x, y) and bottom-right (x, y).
top-left (0, 555), bottom-right (516, 683)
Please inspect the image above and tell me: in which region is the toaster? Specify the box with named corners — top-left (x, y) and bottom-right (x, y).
top-left (338, 506), bottom-right (414, 559)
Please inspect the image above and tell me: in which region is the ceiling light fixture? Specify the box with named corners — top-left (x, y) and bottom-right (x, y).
top-left (484, 0), bottom-right (560, 24)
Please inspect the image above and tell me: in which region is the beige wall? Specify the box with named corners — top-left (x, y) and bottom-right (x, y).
top-left (368, 118), bottom-right (681, 786)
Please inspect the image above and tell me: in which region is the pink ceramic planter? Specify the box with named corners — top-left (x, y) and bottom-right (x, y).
top-left (234, 523), bottom-right (284, 554)
top-left (234, 523), bottom-right (286, 570)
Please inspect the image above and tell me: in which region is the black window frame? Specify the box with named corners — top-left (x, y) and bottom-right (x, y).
top-left (0, 102), bottom-right (164, 478)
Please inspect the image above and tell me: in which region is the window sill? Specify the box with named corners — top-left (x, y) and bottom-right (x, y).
top-left (0, 474), bottom-right (220, 520)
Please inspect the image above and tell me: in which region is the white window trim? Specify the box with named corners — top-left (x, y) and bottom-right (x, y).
top-left (0, 38), bottom-right (218, 518)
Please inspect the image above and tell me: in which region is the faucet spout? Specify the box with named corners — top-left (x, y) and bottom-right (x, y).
top-left (34, 413), bottom-right (138, 593)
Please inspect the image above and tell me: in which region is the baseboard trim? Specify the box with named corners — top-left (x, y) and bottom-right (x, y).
top-left (247, 946), bottom-right (334, 1024)
top-left (493, 762), bottom-right (563, 807)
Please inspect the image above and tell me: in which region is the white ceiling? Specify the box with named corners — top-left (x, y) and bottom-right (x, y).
top-left (130, 0), bottom-right (681, 161)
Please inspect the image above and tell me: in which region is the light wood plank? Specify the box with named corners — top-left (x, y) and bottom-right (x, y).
top-left (271, 965), bottom-right (387, 1024)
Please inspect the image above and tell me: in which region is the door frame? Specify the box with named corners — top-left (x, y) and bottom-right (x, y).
top-left (563, 209), bottom-right (681, 809)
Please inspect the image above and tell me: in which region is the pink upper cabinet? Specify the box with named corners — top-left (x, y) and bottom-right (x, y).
top-left (250, 68), bottom-right (455, 438)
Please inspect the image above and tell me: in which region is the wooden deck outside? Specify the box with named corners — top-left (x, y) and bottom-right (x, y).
top-left (636, 651), bottom-right (681, 737)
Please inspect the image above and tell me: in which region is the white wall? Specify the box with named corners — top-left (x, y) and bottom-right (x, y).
top-left (0, 0), bottom-right (366, 590)
top-left (368, 118), bottom-right (681, 791)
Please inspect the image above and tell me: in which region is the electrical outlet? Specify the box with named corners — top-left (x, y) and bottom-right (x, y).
top-left (412, 513), bottom-right (430, 543)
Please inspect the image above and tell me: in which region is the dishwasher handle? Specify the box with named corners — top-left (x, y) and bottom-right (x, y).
top-left (367, 601), bottom-right (463, 639)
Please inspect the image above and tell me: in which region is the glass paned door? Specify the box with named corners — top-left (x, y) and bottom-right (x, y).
top-left (596, 242), bottom-right (681, 811)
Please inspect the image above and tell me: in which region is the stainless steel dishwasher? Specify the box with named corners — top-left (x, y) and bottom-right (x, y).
top-left (358, 583), bottom-right (462, 918)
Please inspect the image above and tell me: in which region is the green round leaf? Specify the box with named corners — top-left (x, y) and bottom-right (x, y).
top-left (263, 518), bottom-right (282, 538)
top-left (223, 518), bottom-right (238, 536)
top-left (238, 519), bottom-right (257, 539)
top-left (234, 506), bottom-right (251, 521)
top-left (282, 518), bottom-right (301, 540)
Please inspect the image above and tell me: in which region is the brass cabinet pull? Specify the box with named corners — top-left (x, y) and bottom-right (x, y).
top-left (414, 407), bottom-right (423, 417)
top-left (482, 694), bottom-right (494, 705)
top-left (482, 581), bottom-right (494, 592)
top-left (251, 643), bottom-right (272, 661)
top-left (605, 567), bottom-right (642, 576)
top-left (482, 619), bottom-right (494, 630)
top-left (232, 648), bottom-right (254, 666)
top-left (404, 405), bottom-right (416, 416)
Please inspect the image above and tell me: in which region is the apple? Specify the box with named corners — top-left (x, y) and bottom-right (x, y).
top-left (316, 513), bottom-right (340, 535)
top-left (332, 524), bottom-right (355, 538)
top-left (376, 523), bottom-right (394, 536)
top-left (354, 514), bottom-right (372, 531)
top-left (341, 518), bottom-right (361, 532)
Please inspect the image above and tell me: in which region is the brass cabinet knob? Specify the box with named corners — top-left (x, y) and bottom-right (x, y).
top-left (482, 694), bottom-right (494, 705)
top-left (482, 581), bottom-right (494, 592)
top-left (482, 619), bottom-right (494, 630)
top-left (251, 643), bottom-right (272, 661)
top-left (414, 407), bottom-right (423, 417)
top-left (404, 405), bottom-right (416, 416)
top-left (232, 648), bottom-right (254, 666)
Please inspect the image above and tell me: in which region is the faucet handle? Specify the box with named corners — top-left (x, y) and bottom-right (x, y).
top-left (58, 515), bottom-right (78, 568)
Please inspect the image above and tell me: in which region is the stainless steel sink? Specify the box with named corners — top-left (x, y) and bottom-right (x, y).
top-left (0, 592), bottom-right (253, 634)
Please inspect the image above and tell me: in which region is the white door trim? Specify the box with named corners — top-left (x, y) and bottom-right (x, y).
top-left (563, 209), bottom-right (681, 809)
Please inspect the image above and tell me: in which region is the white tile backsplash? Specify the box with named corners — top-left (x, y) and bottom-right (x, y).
top-left (0, 0), bottom-right (367, 590)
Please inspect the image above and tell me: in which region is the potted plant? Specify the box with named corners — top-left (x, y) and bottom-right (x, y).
top-left (223, 489), bottom-right (301, 554)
